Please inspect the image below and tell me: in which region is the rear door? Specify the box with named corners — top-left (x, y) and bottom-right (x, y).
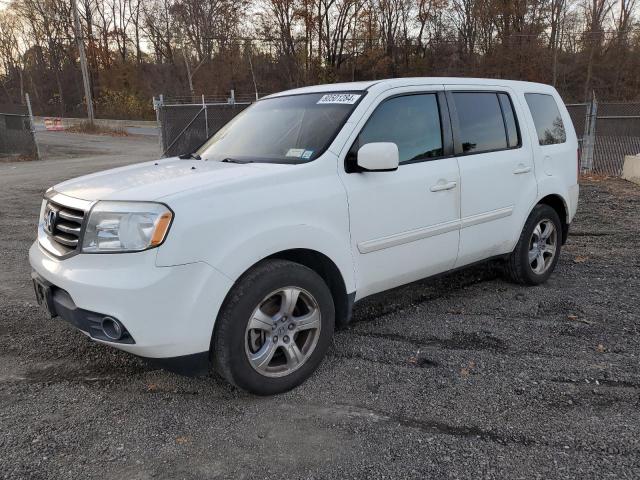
top-left (445, 86), bottom-right (538, 267)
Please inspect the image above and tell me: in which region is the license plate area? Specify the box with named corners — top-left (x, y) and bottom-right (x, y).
top-left (31, 273), bottom-right (57, 318)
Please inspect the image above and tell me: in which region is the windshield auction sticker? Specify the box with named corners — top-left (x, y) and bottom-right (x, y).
top-left (286, 148), bottom-right (306, 158)
top-left (317, 93), bottom-right (361, 105)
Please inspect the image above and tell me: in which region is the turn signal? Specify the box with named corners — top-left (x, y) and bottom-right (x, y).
top-left (151, 211), bottom-right (173, 246)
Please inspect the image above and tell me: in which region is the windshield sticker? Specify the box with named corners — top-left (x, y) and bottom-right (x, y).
top-left (286, 148), bottom-right (305, 158)
top-left (301, 150), bottom-right (314, 160)
top-left (317, 93), bottom-right (361, 105)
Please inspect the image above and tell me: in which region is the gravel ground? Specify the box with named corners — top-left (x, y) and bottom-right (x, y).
top-left (1, 132), bottom-right (639, 479)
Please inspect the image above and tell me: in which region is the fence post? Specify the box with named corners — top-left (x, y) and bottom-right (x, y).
top-left (25, 93), bottom-right (41, 160)
top-left (154, 94), bottom-right (164, 157)
top-left (203, 94), bottom-right (208, 138)
top-left (582, 91), bottom-right (597, 173)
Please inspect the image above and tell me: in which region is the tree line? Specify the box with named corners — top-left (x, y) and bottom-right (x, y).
top-left (0, 0), bottom-right (638, 119)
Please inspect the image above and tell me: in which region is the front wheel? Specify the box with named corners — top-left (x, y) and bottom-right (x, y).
top-left (505, 204), bottom-right (562, 285)
top-left (212, 259), bottom-right (335, 395)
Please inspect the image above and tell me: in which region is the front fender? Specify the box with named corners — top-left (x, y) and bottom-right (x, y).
top-left (211, 224), bottom-right (356, 293)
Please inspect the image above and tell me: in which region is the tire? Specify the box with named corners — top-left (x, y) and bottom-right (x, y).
top-left (212, 259), bottom-right (335, 395)
top-left (505, 204), bottom-right (562, 285)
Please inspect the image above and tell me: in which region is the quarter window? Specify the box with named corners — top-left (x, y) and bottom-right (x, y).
top-left (356, 94), bottom-right (443, 164)
top-left (525, 93), bottom-right (566, 145)
top-left (452, 92), bottom-right (508, 154)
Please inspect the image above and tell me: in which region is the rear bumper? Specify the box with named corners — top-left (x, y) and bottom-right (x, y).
top-left (29, 241), bottom-right (233, 371)
top-left (568, 183), bottom-right (579, 222)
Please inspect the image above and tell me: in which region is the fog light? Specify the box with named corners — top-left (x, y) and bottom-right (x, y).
top-left (101, 316), bottom-right (123, 340)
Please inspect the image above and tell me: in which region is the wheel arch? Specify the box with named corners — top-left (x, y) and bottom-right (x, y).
top-left (216, 246), bottom-right (355, 334)
top-left (537, 194), bottom-right (569, 244)
top-left (266, 249), bottom-right (354, 328)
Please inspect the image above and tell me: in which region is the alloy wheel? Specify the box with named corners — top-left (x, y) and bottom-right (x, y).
top-left (244, 287), bottom-right (321, 378)
top-left (528, 219), bottom-right (557, 275)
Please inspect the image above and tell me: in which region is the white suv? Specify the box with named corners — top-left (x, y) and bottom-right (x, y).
top-left (30, 78), bottom-right (579, 394)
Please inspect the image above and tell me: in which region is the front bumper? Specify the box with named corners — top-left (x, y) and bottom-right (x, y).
top-left (29, 241), bottom-right (233, 373)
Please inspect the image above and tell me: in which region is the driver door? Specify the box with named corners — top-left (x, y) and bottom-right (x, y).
top-left (339, 89), bottom-right (461, 300)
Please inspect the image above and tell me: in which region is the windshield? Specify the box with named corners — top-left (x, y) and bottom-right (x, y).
top-left (196, 92), bottom-right (364, 164)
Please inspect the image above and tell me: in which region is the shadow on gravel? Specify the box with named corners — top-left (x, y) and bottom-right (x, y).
top-left (350, 261), bottom-right (504, 323)
top-left (347, 330), bottom-right (508, 352)
top-left (21, 362), bottom-right (153, 385)
top-left (322, 402), bottom-right (638, 457)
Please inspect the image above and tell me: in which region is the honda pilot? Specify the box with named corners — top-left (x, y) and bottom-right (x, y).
top-left (30, 78), bottom-right (579, 395)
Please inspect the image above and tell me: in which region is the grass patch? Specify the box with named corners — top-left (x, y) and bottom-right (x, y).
top-left (0, 153), bottom-right (38, 163)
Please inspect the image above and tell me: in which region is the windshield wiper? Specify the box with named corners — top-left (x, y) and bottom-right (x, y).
top-left (179, 152), bottom-right (201, 160)
top-left (221, 157), bottom-right (253, 164)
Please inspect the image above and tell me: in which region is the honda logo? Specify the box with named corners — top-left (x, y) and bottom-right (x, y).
top-left (44, 208), bottom-right (57, 233)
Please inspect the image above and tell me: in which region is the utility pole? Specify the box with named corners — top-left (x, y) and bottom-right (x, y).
top-left (25, 93), bottom-right (41, 160)
top-left (70, 0), bottom-right (95, 125)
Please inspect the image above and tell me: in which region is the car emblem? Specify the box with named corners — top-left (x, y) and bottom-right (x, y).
top-left (44, 208), bottom-right (57, 233)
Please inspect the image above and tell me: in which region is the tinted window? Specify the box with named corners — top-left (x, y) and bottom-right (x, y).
top-left (498, 93), bottom-right (520, 148)
top-left (357, 94), bottom-right (443, 164)
top-left (452, 92), bottom-right (507, 153)
top-left (525, 93), bottom-right (566, 145)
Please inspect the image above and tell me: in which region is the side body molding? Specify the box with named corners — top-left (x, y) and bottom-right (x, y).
top-left (357, 206), bottom-right (514, 254)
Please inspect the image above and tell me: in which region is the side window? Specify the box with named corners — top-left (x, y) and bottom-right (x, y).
top-left (452, 92), bottom-right (507, 154)
top-left (356, 94), bottom-right (443, 164)
top-left (525, 93), bottom-right (566, 145)
top-left (498, 93), bottom-right (520, 148)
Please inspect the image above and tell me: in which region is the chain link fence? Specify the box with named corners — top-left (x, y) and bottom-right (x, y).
top-left (567, 97), bottom-right (640, 176)
top-left (154, 92), bottom-right (640, 176)
top-left (154, 92), bottom-right (256, 157)
top-left (0, 98), bottom-right (39, 159)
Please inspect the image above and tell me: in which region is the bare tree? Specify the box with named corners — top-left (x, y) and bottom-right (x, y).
top-left (109, 0), bottom-right (132, 62)
top-left (582, 0), bottom-right (613, 100)
top-left (317, 0), bottom-right (361, 74)
top-left (449, 0), bottom-right (479, 57)
top-left (0, 10), bottom-right (26, 102)
top-left (13, 0), bottom-right (75, 115)
top-left (1, 0), bottom-right (639, 117)
top-left (260, 0), bottom-right (298, 85)
top-left (128, 0), bottom-right (143, 63)
top-left (142, 0), bottom-right (176, 63)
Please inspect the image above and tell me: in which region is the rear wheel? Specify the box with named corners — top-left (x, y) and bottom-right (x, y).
top-left (212, 259), bottom-right (335, 395)
top-left (505, 204), bottom-right (562, 285)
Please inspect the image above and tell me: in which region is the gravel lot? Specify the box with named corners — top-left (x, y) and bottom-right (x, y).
top-left (1, 132), bottom-right (639, 479)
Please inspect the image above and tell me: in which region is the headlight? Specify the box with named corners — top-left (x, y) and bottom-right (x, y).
top-left (38, 199), bottom-right (47, 231)
top-left (82, 201), bottom-right (173, 253)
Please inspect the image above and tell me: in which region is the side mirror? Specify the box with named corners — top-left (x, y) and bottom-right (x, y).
top-left (357, 142), bottom-right (399, 172)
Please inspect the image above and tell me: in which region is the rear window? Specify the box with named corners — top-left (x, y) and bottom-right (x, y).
top-left (452, 92), bottom-right (508, 154)
top-left (525, 93), bottom-right (566, 145)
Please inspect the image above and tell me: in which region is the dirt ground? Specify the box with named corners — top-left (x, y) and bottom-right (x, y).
top-left (0, 132), bottom-right (639, 479)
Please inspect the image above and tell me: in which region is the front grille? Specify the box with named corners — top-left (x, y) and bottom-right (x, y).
top-left (43, 200), bottom-right (86, 255)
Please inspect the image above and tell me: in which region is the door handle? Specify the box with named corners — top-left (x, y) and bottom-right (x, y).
top-left (430, 181), bottom-right (457, 192)
top-left (513, 165), bottom-right (532, 175)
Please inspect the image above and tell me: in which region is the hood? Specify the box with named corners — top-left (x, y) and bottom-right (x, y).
top-left (52, 157), bottom-right (290, 201)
